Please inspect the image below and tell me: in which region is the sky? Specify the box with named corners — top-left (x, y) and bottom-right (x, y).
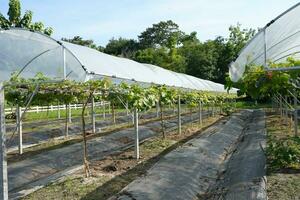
top-left (0, 0), bottom-right (299, 46)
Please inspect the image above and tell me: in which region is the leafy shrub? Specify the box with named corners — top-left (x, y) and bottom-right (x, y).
top-left (222, 104), bottom-right (234, 116)
top-left (267, 136), bottom-right (300, 171)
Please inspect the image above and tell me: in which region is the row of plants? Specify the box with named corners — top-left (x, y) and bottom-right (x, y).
top-left (4, 72), bottom-right (237, 177)
top-left (226, 57), bottom-right (300, 172)
top-left (226, 57), bottom-right (300, 100)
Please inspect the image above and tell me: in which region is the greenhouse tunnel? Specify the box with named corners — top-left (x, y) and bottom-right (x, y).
top-left (0, 27), bottom-right (238, 199)
top-left (229, 2), bottom-right (300, 82)
top-left (0, 28), bottom-right (236, 93)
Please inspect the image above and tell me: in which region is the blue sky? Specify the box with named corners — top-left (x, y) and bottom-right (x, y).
top-left (0, 0), bottom-right (299, 46)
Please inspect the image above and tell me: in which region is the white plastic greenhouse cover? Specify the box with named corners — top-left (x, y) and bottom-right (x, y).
top-left (62, 41), bottom-right (236, 93)
top-left (0, 28), bottom-right (236, 93)
top-left (0, 29), bottom-right (86, 81)
top-left (229, 3), bottom-right (300, 82)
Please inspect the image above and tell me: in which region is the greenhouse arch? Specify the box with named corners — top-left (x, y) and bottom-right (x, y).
top-left (0, 28), bottom-right (236, 93)
top-left (229, 2), bottom-right (300, 82)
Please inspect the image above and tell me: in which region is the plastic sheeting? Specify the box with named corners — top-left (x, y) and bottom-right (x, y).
top-left (62, 41), bottom-right (235, 93)
top-left (0, 28), bottom-right (236, 93)
top-left (229, 3), bottom-right (300, 82)
top-left (0, 29), bottom-right (86, 81)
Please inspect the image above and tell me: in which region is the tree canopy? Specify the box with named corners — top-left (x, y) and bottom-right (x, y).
top-left (61, 36), bottom-right (104, 51)
top-left (0, 0), bottom-right (53, 35)
top-left (104, 37), bottom-right (139, 58)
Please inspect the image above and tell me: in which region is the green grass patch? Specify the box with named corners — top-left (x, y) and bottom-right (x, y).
top-left (235, 101), bottom-right (271, 109)
top-left (266, 112), bottom-right (300, 200)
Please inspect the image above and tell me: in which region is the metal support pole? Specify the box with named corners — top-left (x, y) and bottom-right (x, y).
top-left (280, 96), bottom-right (283, 117)
top-left (199, 101), bottom-right (203, 128)
top-left (65, 104), bottom-right (69, 137)
top-left (17, 105), bottom-right (23, 155)
top-left (156, 102), bottom-right (159, 118)
top-left (63, 47), bottom-right (66, 79)
top-left (103, 102), bottom-right (106, 119)
top-left (271, 97), bottom-right (274, 112)
top-left (294, 93), bottom-right (298, 137)
top-left (108, 102), bottom-right (111, 114)
top-left (0, 83), bottom-right (8, 200)
top-left (285, 96), bottom-right (288, 124)
top-left (263, 28), bottom-right (267, 68)
top-left (178, 95), bottom-right (181, 135)
top-left (68, 103), bottom-right (72, 123)
top-left (134, 108), bottom-right (139, 160)
top-left (57, 103), bottom-right (61, 119)
top-left (91, 97), bottom-right (96, 134)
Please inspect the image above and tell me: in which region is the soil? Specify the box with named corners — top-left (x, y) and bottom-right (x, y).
top-left (23, 115), bottom-right (221, 200)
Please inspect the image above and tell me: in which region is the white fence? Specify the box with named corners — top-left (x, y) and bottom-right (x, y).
top-left (5, 102), bottom-right (110, 115)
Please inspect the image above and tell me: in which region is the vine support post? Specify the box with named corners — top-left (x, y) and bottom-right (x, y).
top-left (280, 95), bottom-right (283, 118)
top-left (0, 83), bottom-right (8, 200)
top-left (156, 102), bottom-right (159, 118)
top-left (103, 102), bottom-right (106, 119)
top-left (65, 104), bottom-right (69, 137)
top-left (111, 103), bottom-right (116, 124)
top-left (199, 101), bottom-right (203, 128)
top-left (17, 105), bottom-right (23, 155)
top-left (177, 95), bottom-right (181, 135)
top-left (294, 92), bottom-right (298, 137)
top-left (68, 103), bottom-right (72, 123)
top-left (234, 99), bottom-right (237, 110)
top-left (57, 102), bottom-right (61, 119)
top-left (271, 97), bottom-right (274, 112)
top-left (91, 97), bottom-right (96, 134)
top-left (173, 105), bottom-right (176, 115)
top-left (126, 101), bottom-right (129, 116)
top-left (134, 108), bottom-right (139, 160)
top-left (285, 96), bottom-right (288, 124)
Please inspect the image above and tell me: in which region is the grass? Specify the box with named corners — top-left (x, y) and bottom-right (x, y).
top-left (6, 106), bottom-right (128, 123)
top-left (22, 107), bottom-right (126, 122)
top-left (266, 112), bottom-right (300, 200)
top-left (22, 114), bottom-right (222, 200)
top-left (235, 100), bottom-right (272, 109)
top-left (7, 104), bottom-right (200, 123)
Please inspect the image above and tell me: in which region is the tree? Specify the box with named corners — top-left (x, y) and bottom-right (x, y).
top-left (227, 23), bottom-right (256, 60)
top-left (138, 20), bottom-right (184, 49)
top-left (0, 0), bottom-right (53, 35)
top-left (62, 36), bottom-right (104, 51)
top-left (104, 37), bottom-right (139, 58)
top-left (179, 40), bottom-right (218, 80)
top-left (211, 36), bottom-right (234, 83)
top-left (210, 24), bottom-right (255, 84)
top-left (134, 47), bottom-right (186, 73)
top-left (181, 31), bottom-right (200, 45)
top-left (178, 24), bottom-right (255, 84)
top-left (8, 0), bottom-right (20, 25)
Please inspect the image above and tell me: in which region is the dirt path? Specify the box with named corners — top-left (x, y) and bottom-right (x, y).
top-left (8, 111), bottom-right (210, 199)
top-left (111, 110), bottom-right (267, 200)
